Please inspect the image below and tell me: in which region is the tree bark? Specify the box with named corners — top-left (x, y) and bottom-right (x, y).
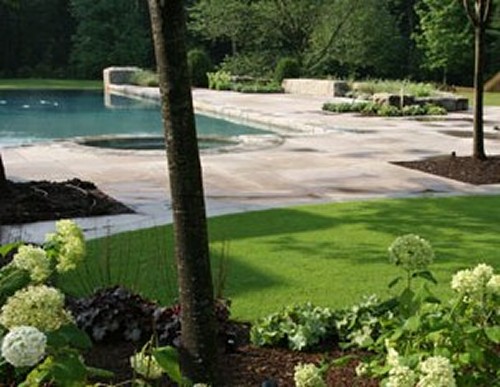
top-left (472, 22), bottom-right (486, 159)
top-left (147, 0), bottom-right (219, 384)
top-left (464, 0), bottom-right (491, 160)
top-left (0, 153), bottom-right (7, 192)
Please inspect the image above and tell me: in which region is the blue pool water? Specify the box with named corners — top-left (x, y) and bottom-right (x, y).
top-left (0, 90), bottom-right (268, 148)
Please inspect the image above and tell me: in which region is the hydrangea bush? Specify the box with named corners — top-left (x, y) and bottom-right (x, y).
top-left (0, 219), bottom-right (94, 385)
top-left (252, 235), bottom-right (499, 386)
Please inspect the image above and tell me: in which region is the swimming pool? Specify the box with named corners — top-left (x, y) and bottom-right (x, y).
top-left (0, 90), bottom-right (270, 149)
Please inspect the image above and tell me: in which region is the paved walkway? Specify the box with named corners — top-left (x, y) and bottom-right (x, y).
top-left (2, 88), bottom-right (500, 242)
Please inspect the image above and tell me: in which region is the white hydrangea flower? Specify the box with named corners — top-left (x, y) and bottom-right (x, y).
top-left (0, 285), bottom-right (73, 331)
top-left (45, 219), bottom-right (85, 273)
top-left (11, 245), bottom-right (52, 283)
top-left (386, 345), bottom-right (401, 368)
top-left (451, 264), bottom-right (495, 299)
top-left (472, 264), bottom-right (494, 286)
top-left (417, 356), bottom-right (456, 387)
top-left (451, 268), bottom-right (477, 294)
top-left (386, 364), bottom-right (417, 387)
top-left (388, 234), bottom-right (434, 271)
top-left (486, 274), bottom-right (500, 295)
top-left (1, 326), bottom-right (47, 367)
top-left (130, 352), bottom-right (164, 380)
top-left (355, 362), bottom-right (369, 377)
top-left (293, 363), bottom-right (326, 387)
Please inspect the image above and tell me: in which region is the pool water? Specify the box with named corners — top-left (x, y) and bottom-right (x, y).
top-left (0, 90), bottom-right (269, 148)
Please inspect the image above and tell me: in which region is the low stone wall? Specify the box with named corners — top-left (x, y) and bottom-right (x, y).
top-left (282, 78), bottom-right (349, 97)
top-left (103, 66), bottom-right (141, 90)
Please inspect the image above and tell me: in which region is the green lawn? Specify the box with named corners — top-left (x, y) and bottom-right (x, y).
top-left (455, 87), bottom-right (500, 106)
top-left (57, 195), bottom-right (500, 321)
top-left (0, 78), bottom-right (102, 90)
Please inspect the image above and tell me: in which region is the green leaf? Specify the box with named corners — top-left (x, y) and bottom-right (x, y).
top-left (484, 326), bottom-right (500, 344)
top-left (330, 355), bottom-right (356, 367)
top-left (388, 276), bottom-right (402, 289)
top-left (413, 270), bottom-right (438, 284)
top-left (86, 366), bottom-right (115, 379)
top-left (153, 346), bottom-right (184, 385)
top-left (54, 324), bottom-right (92, 350)
top-left (403, 316), bottom-right (421, 332)
top-left (0, 268), bottom-right (31, 304)
top-left (0, 242), bottom-right (22, 258)
top-left (51, 351), bottom-right (87, 383)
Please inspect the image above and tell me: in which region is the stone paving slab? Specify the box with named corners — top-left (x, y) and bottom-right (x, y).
top-left (1, 88), bottom-right (500, 242)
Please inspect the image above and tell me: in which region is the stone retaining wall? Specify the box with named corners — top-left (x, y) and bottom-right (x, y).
top-left (103, 66), bottom-right (141, 90)
top-left (282, 78), bottom-right (349, 97)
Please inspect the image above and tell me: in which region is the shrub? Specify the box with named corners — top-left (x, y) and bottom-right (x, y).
top-left (187, 48), bottom-right (213, 88)
top-left (322, 102), bottom-right (370, 113)
top-left (130, 70), bottom-right (158, 87)
top-left (207, 70), bottom-right (232, 90)
top-left (274, 57), bottom-right (301, 83)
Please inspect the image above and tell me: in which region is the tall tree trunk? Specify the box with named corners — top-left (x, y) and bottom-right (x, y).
top-left (147, 0), bottom-right (218, 384)
top-left (472, 22), bottom-right (486, 159)
top-left (0, 153), bottom-right (7, 192)
top-left (464, 0), bottom-right (491, 160)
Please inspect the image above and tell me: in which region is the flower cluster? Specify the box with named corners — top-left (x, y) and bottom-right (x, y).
top-left (293, 363), bottom-right (326, 387)
top-left (388, 234), bottom-right (434, 271)
top-left (130, 352), bottom-right (164, 380)
top-left (384, 344), bottom-right (417, 387)
top-left (11, 245), bottom-right (52, 283)
top-left (451, 263), bottom-right (498, 300)
top-left (1, 326), bottom-right (47, 367)
top-left (0, 285), bottom-right (73, 331)
top-left (417, 356), bottom-right (456, 387)
top-left (384, 341), bottom-right (457, 387)
top-left (45, 219), bottom-right (85, 273)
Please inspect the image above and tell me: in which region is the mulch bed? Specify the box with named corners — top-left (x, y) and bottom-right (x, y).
top-left (392, 155), bottom-right (500, 185)
top-left (0, 178), bottom-right (133, 225)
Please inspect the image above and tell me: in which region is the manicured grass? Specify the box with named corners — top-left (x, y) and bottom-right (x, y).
top-left (455, 87), bottom-right (500, 106)
top-left (0, 78), bottom-right (102, 90)
top-left (58, 195), bottom-right (500, 321)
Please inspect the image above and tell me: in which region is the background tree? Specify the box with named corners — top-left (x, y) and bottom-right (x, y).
top-left (0, 0), bottom-right (75, 78)
top-left (0, 154), bottom-right (6, 192)
top-left (463, 0), bottom-right (493, 160)
top-left (147, 0), bottom-right (219, 383)
top-left (70, 0), bottom-right (153, 78)
top-left (414, 0), bottom-right (474, 84)
top-left (306, 0), bottom-right (403, 78)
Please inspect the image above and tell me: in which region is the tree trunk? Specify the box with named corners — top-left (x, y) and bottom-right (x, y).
top-left (472, 22), bottom-right (487, 160)
top-left (0, 153), bottom-right (7, 192)
top-left (147, 0), bottom-right (219, 384)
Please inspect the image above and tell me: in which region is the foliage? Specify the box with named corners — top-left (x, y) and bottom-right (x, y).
top-left (352, 80), bottom-right (438, 97)
top-left (69, 285), bottom-right (232, 349)
top-left (274, 57), bottom-right (302, 83)
top-left (187, 48), bottom-right (213, 88)
top-left (207, 70), bottom-right (282, 93)
top-left (0, 220), bottom-right (97, 386)
top-left (130, 69), bottom-right (159, 87)
top-left (207, 70), bottom-right (232, 90)
top-left (413, 0), bottom-right (473, 83)
top-left (250, 303), bottom-right (334, 350)
top-left (322, 101), bottom-right (447, 117)
top-left (307, 0), bottom-right (403, 78)
top-left (70, 0), bottom-right (152, 79)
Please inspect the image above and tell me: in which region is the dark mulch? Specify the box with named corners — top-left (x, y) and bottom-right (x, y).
top-left (85, 322), bottom-right (378, 387)
top-left (392, 155), bottom-right (500, 185)
top-left (0, 178), bottom-right (133, 225)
